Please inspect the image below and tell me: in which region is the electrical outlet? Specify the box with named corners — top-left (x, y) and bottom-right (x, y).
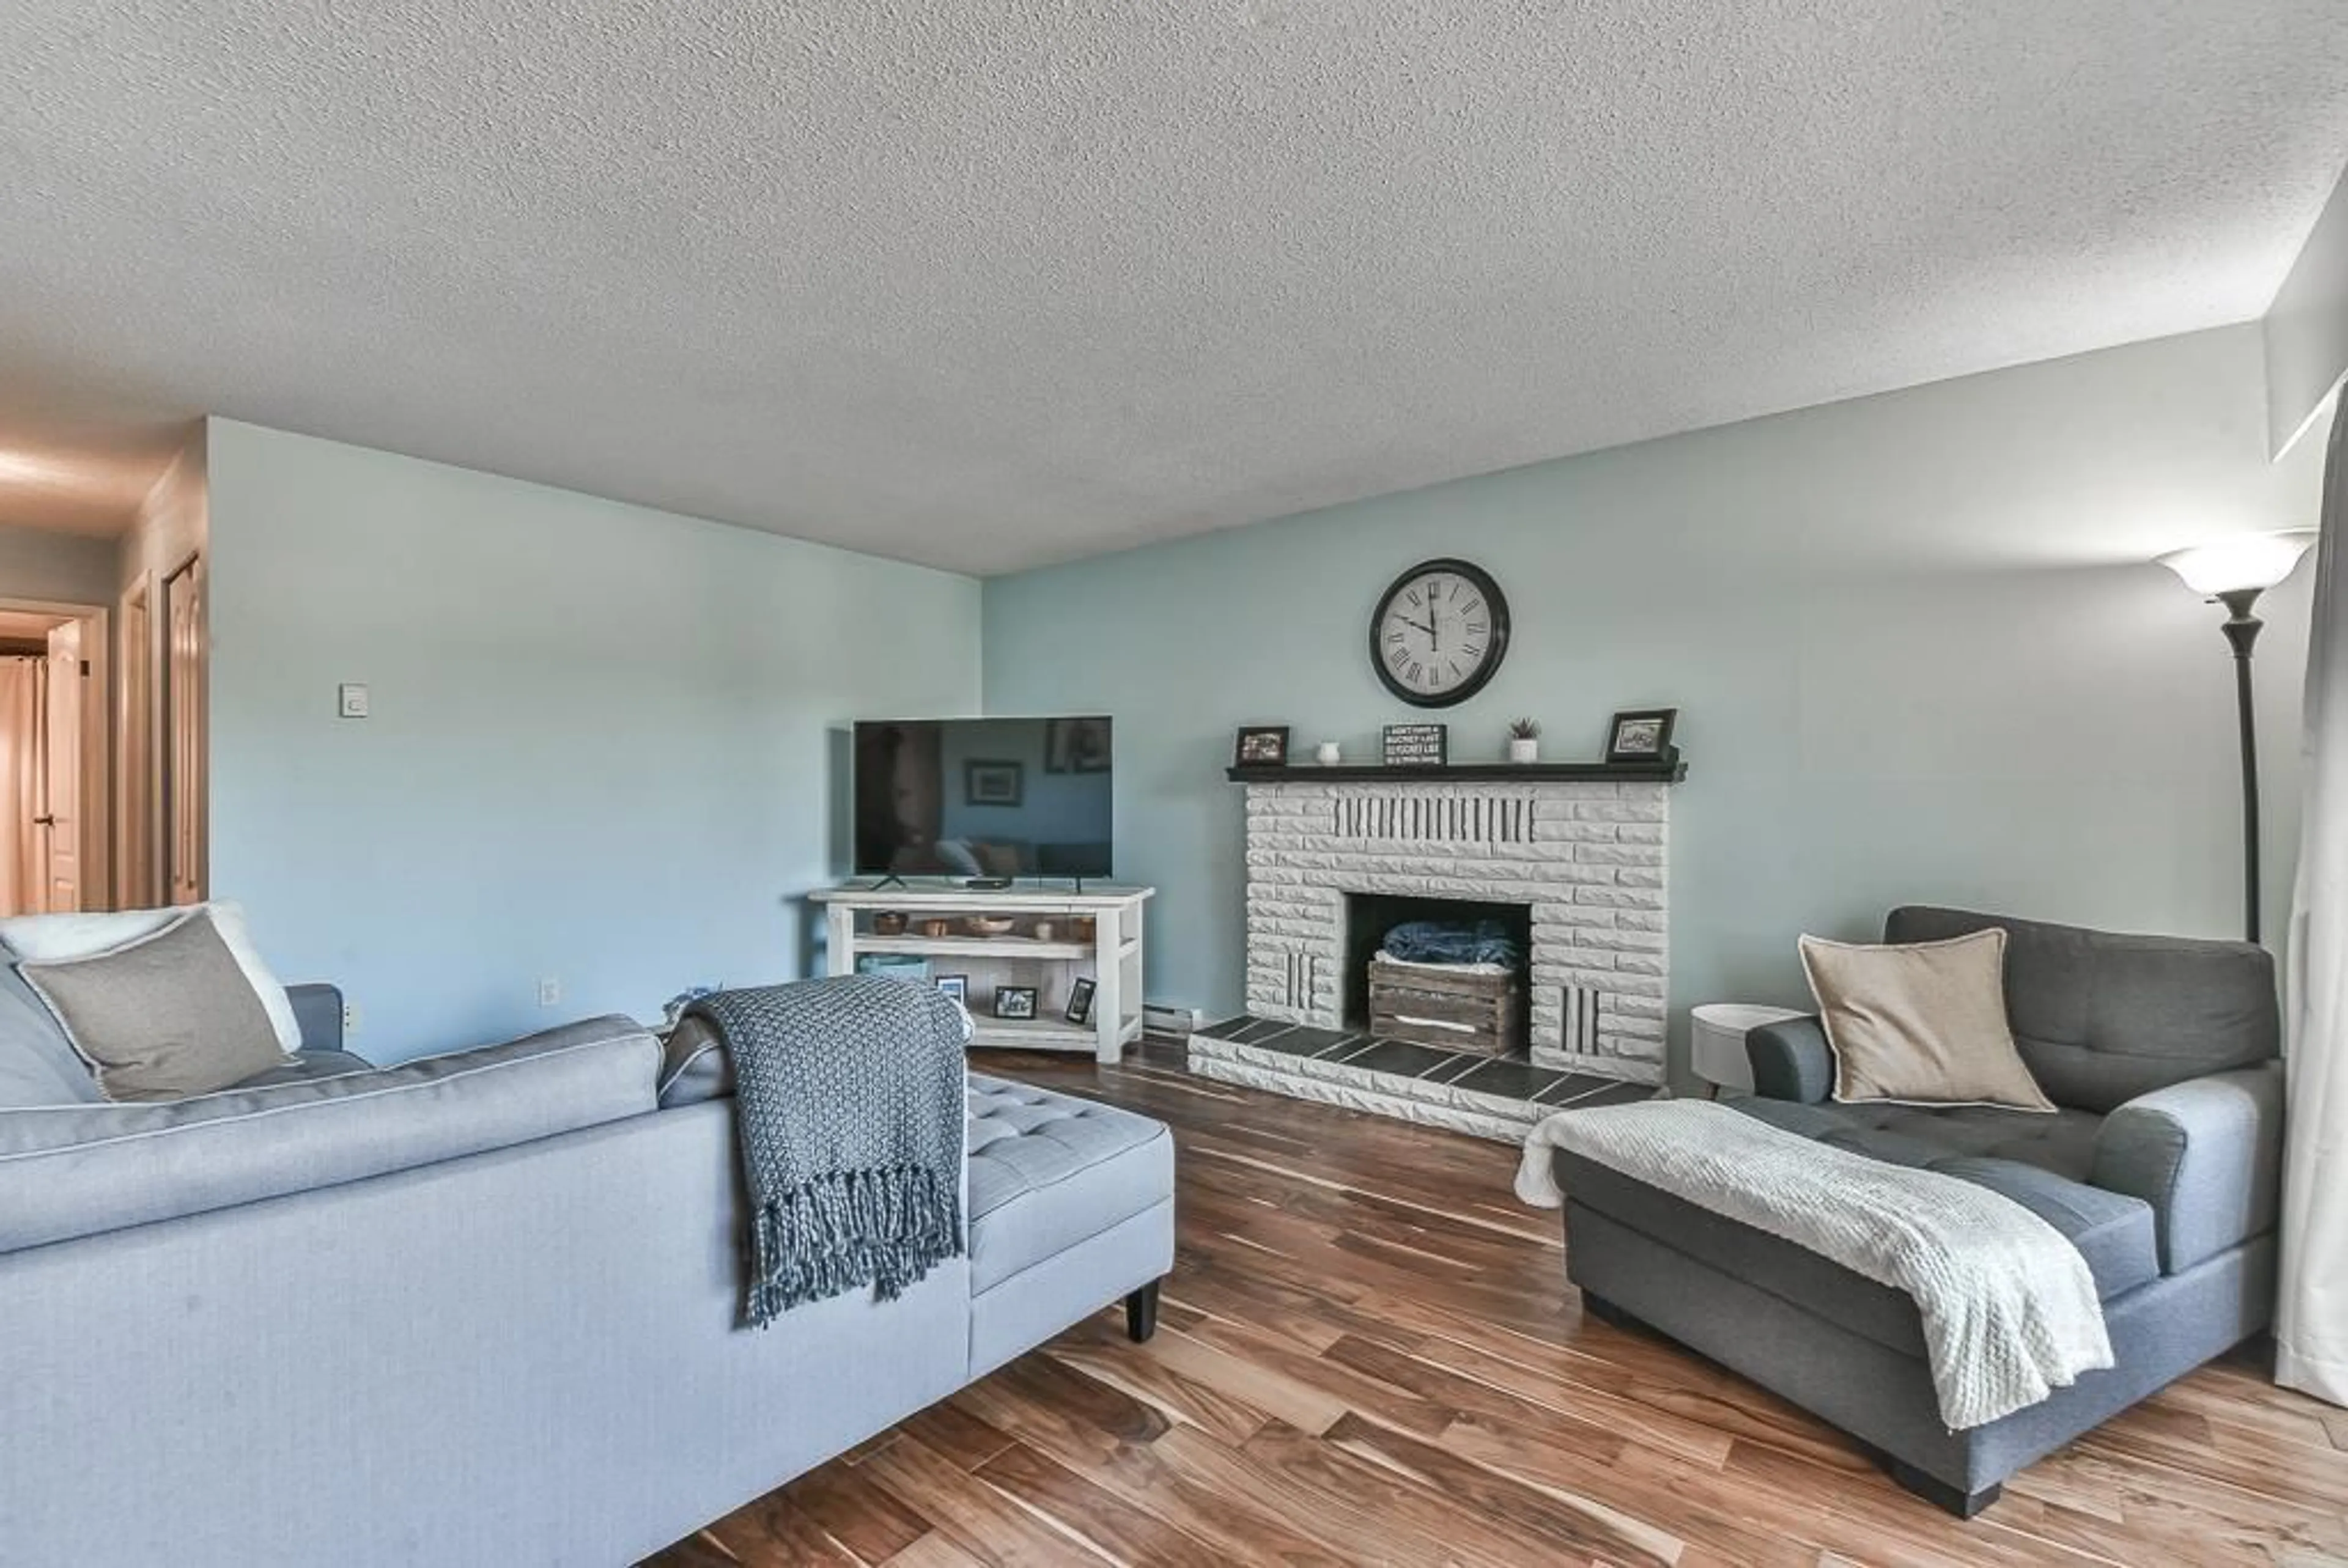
top-left (338, 683), bottom-right (370, 719)
top-left (537, 977), bottom-right (562, 1007)
top-left (341, 1001), bottom-right (363, 1034)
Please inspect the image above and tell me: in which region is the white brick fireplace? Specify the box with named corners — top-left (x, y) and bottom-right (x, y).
top-left (1242, 776), bottom-right (1671, 1081)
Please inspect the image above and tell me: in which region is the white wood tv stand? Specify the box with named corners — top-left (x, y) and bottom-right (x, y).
top-left (810, 882), bottom-right (1153, 1063)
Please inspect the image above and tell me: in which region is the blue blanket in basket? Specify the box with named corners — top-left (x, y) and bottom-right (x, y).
top-left (1382, 919), bottom-right (1523, 968)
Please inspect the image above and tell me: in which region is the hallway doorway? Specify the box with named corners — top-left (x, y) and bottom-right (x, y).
top-left (0, 602), bottom-right (110, 917)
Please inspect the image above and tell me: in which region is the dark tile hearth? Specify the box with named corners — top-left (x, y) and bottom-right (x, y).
top-left (1338, 1039), bottom-right (1466, 1080)
top-left (1213, 1020), bottom-right (1365, 1058)
top-left (1448, 1056), bottom-right (1557, 1103)
top-left (1536, 1073), bottom-right (1654, 1108)
top-left (1190, 1014), bottom-right (1657, 1141)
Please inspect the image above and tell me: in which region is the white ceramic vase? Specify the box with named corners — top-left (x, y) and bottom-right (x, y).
top-left (1316, 741), bottom-right (1343, 765)
top-left (1508, 737), bottom-right (1539, 764)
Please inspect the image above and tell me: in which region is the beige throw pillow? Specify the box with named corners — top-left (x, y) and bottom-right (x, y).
top-left (1798, 928), bottom-right (2054, 1113)
top-left (18, 908), bottom-right (295, 1102)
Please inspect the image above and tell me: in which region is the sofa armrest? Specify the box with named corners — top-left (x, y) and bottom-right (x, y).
top-left (286, 983), bottom-right (344, 1054)
top-left (1746, 1015), bottom-right (1833, 1103)
top-left (2089, 1061), bottom-right (2283, 1273)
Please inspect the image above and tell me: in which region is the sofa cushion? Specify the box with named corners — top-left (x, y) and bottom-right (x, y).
top-left (229, 1049), bottom-right (377, 1089)
top-left (1733, 1095), bottom-right (2105, 1183)
top-left (0, 900), bottom-right (305, 1055)
top-left (1928, 1157), bottom-right (2160, 1300)
top-left (1697, 1097), bottom-right (2160, 1305)
top-left (1557, 1146), bottom-right (2160, 1370)
top-left (18, 909), bottom-right (295, 1101)
top-left (1556, 1138), bottom-right (2158, 1360)
top-left (1799, 929), bottom-right (2053, 1112)
top-left (0, 962), bottom-right (100, 1107)
top-left (965, 1073), bottom-right (1173, 1293)
top-left (1883, 907), bottom-right (2278, 1113)
top-left (0, 1015), bottom-right (658, 1254)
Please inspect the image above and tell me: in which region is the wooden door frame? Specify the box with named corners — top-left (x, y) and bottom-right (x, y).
top-left (117, 575), bottom-right (154, 908)
top-left (160, 553), bottom-right (204, 905)
top-left (0, 595), bottom-right (111, 913)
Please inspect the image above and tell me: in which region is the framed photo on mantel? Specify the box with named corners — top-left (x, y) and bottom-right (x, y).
top-left (1605, 707), bottom-right (1679, 765)
top-left (1382, 723), bottom-right (1448, 766)
top-left (1234, 725), bottom-right (1291, 767)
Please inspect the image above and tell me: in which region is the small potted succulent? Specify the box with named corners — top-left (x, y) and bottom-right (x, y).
top-left (1507, 717), bottom-right (1541, 764)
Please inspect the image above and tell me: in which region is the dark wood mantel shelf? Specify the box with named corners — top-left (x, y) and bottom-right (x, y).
top-left (1226, 759), bottom-right (1687, 784)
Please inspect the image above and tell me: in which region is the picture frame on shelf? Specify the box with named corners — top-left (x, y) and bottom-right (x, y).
top-left (1065, 976), bottom-right (1097, 1026)
top-left (963, 758), bottom-right (1024, 806)
top-left (1234, 725), bottom-right (1291, 767)
top-left (993, 984), bottom-right (1039, 1021)
top-left (1604, 707), bottom-right (1680, 764)
top-left (935, 974), bottom-right (968, 1004)
top-left (1045, 717), bottom-right (1113, 774)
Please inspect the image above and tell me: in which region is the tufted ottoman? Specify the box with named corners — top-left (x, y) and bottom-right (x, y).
top-left (964, 1073), bottom-right (1175, 1375)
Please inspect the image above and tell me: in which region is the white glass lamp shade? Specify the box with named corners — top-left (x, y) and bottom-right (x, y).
top-left (2157, 531), bottom-right (2319, 595)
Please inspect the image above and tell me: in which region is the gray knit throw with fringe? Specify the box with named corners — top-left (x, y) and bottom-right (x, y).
top-left (685, 976), bottom-right (965, 1327)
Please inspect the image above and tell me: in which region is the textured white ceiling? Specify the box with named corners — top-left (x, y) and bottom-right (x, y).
top-left (2, 2), bottom-right (2344, 570)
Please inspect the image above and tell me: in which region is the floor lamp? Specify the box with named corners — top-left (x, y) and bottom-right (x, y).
top-left (2157, 529), bottom-right (2320, 944)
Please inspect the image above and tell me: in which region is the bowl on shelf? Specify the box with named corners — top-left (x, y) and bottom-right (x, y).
top-left (964, 915), bottom-right (1017, 939)
top-left (919, 918), bottom-right (953, 940)
top-left (871, 912), bottom-right (909, 937)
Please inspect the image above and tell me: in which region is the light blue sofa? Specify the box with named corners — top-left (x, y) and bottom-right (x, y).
top-left (0, 986), bottom-right (1174, 1566)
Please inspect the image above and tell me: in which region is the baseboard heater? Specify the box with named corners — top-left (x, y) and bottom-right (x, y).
top-left (1142, 1002), bottom-right (1201, 1037)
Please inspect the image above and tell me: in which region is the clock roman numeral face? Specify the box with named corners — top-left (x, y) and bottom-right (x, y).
top-left (1373, 565), bottom-right (1504, 705)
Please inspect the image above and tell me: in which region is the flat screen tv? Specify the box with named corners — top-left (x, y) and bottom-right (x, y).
top-left (853, 716), bottom-right (1113, 881)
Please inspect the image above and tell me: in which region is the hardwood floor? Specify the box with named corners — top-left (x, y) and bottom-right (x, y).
top-left (645, 1040), bottom-right (2348, 1567)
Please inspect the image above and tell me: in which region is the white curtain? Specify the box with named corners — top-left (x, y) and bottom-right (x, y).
top-left (2283, 403), bottom-right (2348, 1406)
top-left (0, 657), bottom-right (42, 918)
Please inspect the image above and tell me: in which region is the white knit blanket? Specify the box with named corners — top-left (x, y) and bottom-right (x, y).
top-left (1517, 1100), bottom-right (2114, 1430)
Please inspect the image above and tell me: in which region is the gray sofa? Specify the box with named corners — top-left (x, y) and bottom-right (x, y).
top-left (1552, 906), bottom-right (2281, 1516)
top-left (0, 984), bottom-right (1174, 1565)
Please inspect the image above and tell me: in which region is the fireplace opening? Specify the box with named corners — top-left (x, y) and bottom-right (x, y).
top-left (1342, 893), bottom-right (1531, 1058)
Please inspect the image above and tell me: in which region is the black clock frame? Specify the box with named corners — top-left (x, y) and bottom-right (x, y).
top-left (1368, 556), bottom-right (1511, 709)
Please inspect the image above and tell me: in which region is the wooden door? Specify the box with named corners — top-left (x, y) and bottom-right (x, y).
top-left (119, 584), bottom-right (153, 906)
top-left (42, 621), bottom-right (79, 913)
top-left (163, 557), bottom-right (205, 904)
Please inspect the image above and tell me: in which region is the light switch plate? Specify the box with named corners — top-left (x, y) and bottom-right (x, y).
top-left (338, 683), bottom-right (370, 719)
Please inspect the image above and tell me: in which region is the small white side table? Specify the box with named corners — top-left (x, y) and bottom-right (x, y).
top-left (1691, 1003), bottom-right (1806, 1095)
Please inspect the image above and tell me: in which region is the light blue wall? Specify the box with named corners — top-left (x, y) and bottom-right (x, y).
top-left (207, 420), bottom-right (980, 1062)
top-left (0, 520), bottom-right (121, 606)
top-left (982, 326), bottom-right (2329, 1080)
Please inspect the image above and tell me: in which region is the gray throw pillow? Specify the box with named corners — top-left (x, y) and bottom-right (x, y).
top-left (19, 910), bottom-right (295, 1103)
top-left (657, 1015), bottom-right (734, 1108)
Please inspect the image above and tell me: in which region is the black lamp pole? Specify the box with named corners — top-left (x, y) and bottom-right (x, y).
top-left (2216, 587), bottom-right (2267, 945)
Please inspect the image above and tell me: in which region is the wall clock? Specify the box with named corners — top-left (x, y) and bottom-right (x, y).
top-left (1368, 557), bottom-right (1510, 708)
